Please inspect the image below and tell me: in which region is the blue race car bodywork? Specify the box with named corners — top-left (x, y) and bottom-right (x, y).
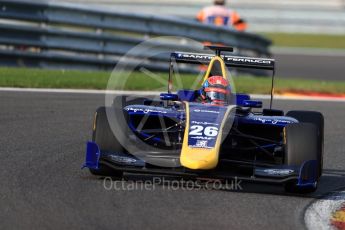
top-left (83, 46), bottom-right (322, 192)
top-left (83, 91), bottom-right (318, 188)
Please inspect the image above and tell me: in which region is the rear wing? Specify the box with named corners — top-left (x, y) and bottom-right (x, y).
top-left (171, 52), bottom-right (275, 71)
top-left (169, 47), bottom-right (276, 109)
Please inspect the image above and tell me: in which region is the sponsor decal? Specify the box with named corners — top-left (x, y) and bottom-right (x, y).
top-left (262, 169), bottom-right (294, 176)
top-left (187, 103), bottom-right (228, 149)
top-left (195, 140), bottom-right (209, 148)
top-left (125, 107), bottom-right (168, 114)
top-left (175, 53), bottom-right (273, 65)
top-left (252, 117), bottom-right (293, 124)
top-left (189, 136), bottom-right (215, 140)
top-left (193, 109), bottom-right (220, 114)
top-left (224, 57), bottom-right (272, 65)
top-left (177, 53), bottom-right (213, 61)
top-left (108, 155), bottom-right (137, 164)
top-left (191, 121), bottom-right (218, 126)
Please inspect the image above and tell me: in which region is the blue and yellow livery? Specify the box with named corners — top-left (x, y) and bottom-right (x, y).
top-left (83, 46), bottom-right (324, 194)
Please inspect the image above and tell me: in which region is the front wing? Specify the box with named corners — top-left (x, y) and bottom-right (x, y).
top-left (83, 142), bottom-right (318, 188)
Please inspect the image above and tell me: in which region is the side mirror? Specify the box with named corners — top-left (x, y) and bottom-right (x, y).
top-left (160, 93), bottom-right (178, 101)
top-left (240, 100), bottom-right (262, 108)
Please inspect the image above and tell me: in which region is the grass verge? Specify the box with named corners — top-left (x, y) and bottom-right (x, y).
top-left (1, 67), bottom-right (345, 95)
top-left (261, 32), bottom-right (345, 50)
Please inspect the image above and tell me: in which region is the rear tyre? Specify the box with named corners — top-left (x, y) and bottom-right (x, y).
top-left (283, 123), bottom-right (319, 193)
top-left (89, 106), bottom-right (124, 178)
top-left (286, 110), bottom-right (324, 177)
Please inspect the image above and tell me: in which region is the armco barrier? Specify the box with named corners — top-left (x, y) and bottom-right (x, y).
top-left (0, 0), bottom-right (271, 74)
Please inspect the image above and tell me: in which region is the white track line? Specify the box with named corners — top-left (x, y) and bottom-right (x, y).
top-left (0, 87), bottom-right (160, 95)
top-left (1, 87), bottom-right (345, 102)
top-left (305, 191), bottom-right (345, 230)
top-left (252, 94), bottom-right (345, 102)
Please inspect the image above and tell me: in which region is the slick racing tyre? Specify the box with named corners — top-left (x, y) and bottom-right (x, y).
top-left (283, 123), bottom-right (320, 193)
top-left (90, 106), bottom-right (124, 177)
top-left (286, 110), bottom-right (324, 177)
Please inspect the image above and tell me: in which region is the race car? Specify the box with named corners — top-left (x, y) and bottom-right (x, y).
top-left (83, 46), bottom-right (324, 193)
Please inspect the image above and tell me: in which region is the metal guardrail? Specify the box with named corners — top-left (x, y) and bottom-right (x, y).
top-left (0, 0), bottom-right (271, 74)
top-left (80, 0), bottom-right (345, 34)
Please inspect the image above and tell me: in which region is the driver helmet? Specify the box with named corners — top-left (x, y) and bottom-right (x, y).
top-left (200, 76), bottom-right (231, 105)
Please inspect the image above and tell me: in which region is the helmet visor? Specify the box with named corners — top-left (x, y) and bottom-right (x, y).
top-left (206, 91), bottom-right (227, 101)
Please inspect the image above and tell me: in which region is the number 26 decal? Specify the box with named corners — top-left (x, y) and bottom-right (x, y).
top-left (189, 125), bottom-right (218, 137)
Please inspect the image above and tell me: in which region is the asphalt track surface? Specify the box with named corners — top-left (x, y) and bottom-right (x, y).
top-left (1, 91), bottom-right (345, 230)
top-left (274, 53), bottom-right (345, 81)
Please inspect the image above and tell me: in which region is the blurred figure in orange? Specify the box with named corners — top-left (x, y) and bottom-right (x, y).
top-left (196, 0), bottom-right (247, 31)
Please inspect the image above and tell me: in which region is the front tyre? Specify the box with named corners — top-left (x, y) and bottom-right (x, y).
top-left (286, 110), bottom-right (324, 177)
top-left (283, 123), bottom-right (320, 193)
top-left (89, 106), bottom-right (124, 178)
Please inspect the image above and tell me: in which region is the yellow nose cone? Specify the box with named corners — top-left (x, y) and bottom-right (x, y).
top-left (180, 147), bottom-right (219, 170)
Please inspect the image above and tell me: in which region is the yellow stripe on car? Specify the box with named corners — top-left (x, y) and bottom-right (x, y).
top-left (202, 55), bottom-right (228, 85)
top-left (180, 101), bottom-right (234, 170)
